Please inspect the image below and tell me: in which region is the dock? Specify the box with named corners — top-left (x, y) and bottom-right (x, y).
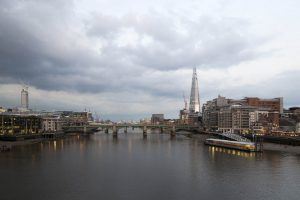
top-left (205, 138), bottom-right (262, 152)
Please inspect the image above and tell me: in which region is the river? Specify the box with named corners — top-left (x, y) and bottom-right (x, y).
top-left (0, 130), bottom-right (299, 200)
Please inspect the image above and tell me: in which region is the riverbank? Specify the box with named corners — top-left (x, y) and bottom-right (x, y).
top-left (0, 132), bottom-right (63, 141)
top-left (0, 131), bottom-right (69, 152)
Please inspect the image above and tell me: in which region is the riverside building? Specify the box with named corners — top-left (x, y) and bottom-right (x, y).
top-left (151, 114), bottom-right (164, 124)
top-left (21, 86), bottom-right (29, 110)
top-left (58, 111), bottom-right (93, 126)
top-left (0, 113), bottom-right (42, 137)
top-left (202, 95), bottom-right (282, 133)
top-left (0, 107), bottom-right (6, 113)
top-left (42, 115), bottom-right (63, 133)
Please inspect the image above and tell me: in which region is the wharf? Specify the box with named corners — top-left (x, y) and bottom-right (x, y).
top-left (204, 138), bottom-right (261, 152)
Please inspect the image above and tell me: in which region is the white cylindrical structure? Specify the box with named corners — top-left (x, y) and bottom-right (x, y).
top-left (21, 87), bottom-right (29, 110)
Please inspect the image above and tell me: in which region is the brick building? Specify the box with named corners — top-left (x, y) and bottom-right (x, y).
top-left (202, 95), bottom-right (283, 133)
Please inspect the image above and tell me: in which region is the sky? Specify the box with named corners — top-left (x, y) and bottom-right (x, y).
top-left (0, 0), bottom-right (300, 120)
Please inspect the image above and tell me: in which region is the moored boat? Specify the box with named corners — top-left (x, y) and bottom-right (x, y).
top-left (205, 138), bottom-right (257, 152)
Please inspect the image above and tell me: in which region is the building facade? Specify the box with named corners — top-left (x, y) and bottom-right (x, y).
top-left (202, 95), bottom-right (229, 130)
top-left (21, 86), bottom-right (29, 110)
top-left (151, 114), bottom-right (164, 124)
top-left (0, 107), bottom-right (6, 113)
top-left (42, 115), bottom-right (63, 133)
top-left (59, 111), bottom-right (92, 126)
top-left (218, 105), bottom-right (257, 133)
top-left (0, 113), bottom-right (42, 136)
top-left (203, 95), bottom-right (282, 133)
top-left (296, 123), bottom-right (300, 133)
top-left (242, 97), bottom-right (283, 114)
top-left (179, 108), bottom-right (189, 124)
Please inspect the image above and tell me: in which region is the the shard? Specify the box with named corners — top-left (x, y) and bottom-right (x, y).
top-left (189, 68), bottom-right (200, 113)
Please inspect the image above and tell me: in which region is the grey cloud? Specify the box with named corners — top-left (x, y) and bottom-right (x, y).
top-left (201, 70), bottom-right (300, 108)
top-left (263, 70), bottom-right (300, 107)
top-left (87, 13), bottom-right (262, 70)
top-left (0, 0), bottom-right (267, 99)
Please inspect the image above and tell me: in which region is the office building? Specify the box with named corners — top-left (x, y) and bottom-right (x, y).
top-left (203, 95), bottom-right (282, 133)
top-left (0, 113), bottom-right (42, 136)
top-left (21, 86), bottom-right (29, 110)
top-left (151, 114), bottom-right (164, 124)
top-left (42, 115), bottom-right (63, 133)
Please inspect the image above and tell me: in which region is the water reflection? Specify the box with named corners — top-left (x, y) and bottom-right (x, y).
top-left (53, 141), bottom-right (56, 151)
top-left (1, 132), bottom-right (299, 200)
top-left (112, 135), bottom-right (119, 143)
top-left (208, 146), bottom-right (259, 159)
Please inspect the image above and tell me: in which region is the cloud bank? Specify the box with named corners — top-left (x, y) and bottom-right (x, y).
top-left (0, 0), bottom-right (299, 120)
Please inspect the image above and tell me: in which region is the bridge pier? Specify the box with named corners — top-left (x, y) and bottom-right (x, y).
top-left (160, 127), bottom-right (164, 134)
top-left (170, 125), bottom-right (176, 138)
top-left (112, 125), bottom-right (118, 136)
top-left (143, 126), bottom-right (147, 137)
top-left (104, 128), bottom-right (109, 134)
top-left (83, 126), bottom-right (87, 134)
top-left (124, 127), bottom-right (128, 133)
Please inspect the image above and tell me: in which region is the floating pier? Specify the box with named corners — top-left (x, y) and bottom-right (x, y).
top-left (205, 138), bottom-right (262, 152)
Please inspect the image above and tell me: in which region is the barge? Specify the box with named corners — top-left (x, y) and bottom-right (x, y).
top-left (205, 138), bottom-right (258, 152)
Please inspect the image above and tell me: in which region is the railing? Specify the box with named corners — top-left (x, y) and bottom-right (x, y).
top-left (216, 132), bottom-right (251, 142)
top-left (62, 123), bottom-right (200, 134)
top-left (64, 123), bottom-right (199, 129)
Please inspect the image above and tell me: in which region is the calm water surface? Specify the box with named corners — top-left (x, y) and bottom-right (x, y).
top-left (0, 131), bottom-right (300, 200)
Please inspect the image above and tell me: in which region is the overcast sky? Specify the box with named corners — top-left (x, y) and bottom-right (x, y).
top-left (0, 0), bottom-right (299, 120)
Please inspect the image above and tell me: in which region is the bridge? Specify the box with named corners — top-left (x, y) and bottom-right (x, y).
top-left (62, 123), bottom-right (201, 137)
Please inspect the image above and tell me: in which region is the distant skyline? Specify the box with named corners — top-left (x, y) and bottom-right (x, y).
top-left (0, 0), bottom-right (300, 120)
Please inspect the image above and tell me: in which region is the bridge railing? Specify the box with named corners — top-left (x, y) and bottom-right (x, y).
top-left (216, 132), bottom-right (251, 142)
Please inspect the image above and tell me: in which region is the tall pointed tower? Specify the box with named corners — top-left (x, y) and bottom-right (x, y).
top-left (189, 68), bottom-right (200, 113)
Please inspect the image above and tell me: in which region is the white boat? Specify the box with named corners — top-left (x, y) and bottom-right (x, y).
top-left (205, 138), bottom-right (257, 152)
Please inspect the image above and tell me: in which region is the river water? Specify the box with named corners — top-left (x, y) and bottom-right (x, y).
top-left (0, 130), bottom-right (299, 200)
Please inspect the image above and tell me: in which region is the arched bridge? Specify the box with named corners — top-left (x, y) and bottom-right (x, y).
top-left (62, 123), bottom-right (200, 137)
